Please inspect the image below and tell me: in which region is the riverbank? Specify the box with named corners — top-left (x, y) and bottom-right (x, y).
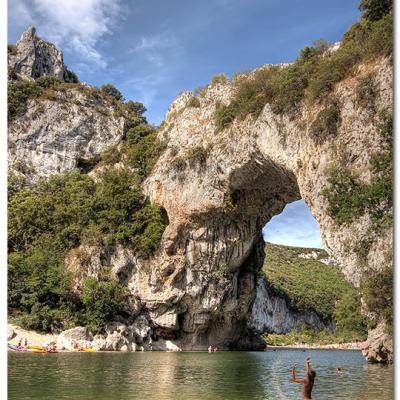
top-left (266, 341), bottom-right (365, 351)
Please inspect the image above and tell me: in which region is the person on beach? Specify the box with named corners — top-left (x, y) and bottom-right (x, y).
top-left (290, 356), bottom-right (316, 400)
top-left (24, 339), bottom-right (28, 347)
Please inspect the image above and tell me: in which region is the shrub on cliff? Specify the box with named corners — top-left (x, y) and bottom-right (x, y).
top-left (359, 0), bottom-right (392, 21)
top-left (362, 266), bottom-right (392, 333)
top-left (8, 77), bottom-right (62, 121)
top-left (211, 3), bottom-right (392, 129)
top-left (100, 83), bottom-right (124, 101)
top-left (211, 73), bottom-right (228, 85)
top-left (309, 98), bottom-right (341, 144)
top-left (81, 277), bottom-right (129, 334)
top-left (334, 290), bottom-right (368, 340)
top-left (322, 111), bottom-right (392, 228)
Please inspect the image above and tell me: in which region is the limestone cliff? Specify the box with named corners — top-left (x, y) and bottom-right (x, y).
top-left (8, 26), bottom-right (76, 82)
top-left (142, 56), bottom-right (392, 358)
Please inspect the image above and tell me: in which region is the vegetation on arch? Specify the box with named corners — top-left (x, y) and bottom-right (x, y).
top-left (212, 0), bottom-right (391, 133)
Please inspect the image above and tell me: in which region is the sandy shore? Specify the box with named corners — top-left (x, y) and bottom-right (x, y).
top-left (266, 342), bottom-right (365, 351)
top-left (8, 324), bottom-right (57, 347)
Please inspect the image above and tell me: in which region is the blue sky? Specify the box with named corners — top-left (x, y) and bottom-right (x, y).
top-left (8, 0), bottom-right (360, 248)
top-left (263, 200), bottom-right (323, 249)
top-left (9, 0), bottom-right (360, 124)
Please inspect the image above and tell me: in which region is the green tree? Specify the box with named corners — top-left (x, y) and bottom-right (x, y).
top-left (334, 290), bottom-right (368, 340)
top-left (100, 84), bottom-right (124, 101)
top-left (125, 100), bottom-right (147, 115)
top-left (81, 277), bottom-right (128, 334)
top-left (359, 0), bottom-right (392, 21)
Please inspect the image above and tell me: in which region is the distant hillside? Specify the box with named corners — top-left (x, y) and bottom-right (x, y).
top-left (262, 242), bottom-right (350, 320)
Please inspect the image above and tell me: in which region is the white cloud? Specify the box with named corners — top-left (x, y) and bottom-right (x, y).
top-left (8, 0), bottom-right (35, 29)
top-left (11, 0), bottom-right (125, 68)
top-left (130, 33), bottom-right (179, 67)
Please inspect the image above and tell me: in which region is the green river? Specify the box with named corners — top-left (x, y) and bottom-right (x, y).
top-left (8, 349), bottom-right (392, 399)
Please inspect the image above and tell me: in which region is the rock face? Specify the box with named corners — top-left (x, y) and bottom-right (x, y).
top-left (248, 277), bottom-right (334, 334)
top-left (8, 85), bottom-right (126, 180)
top-left (56, 327), bottom-right (93, 350)
top-left (8, 26), bottom-right (72, 82)
top-left (362, 323), bottom-right (393, 363)
top-left (141, 56), bottom-right (392, 357)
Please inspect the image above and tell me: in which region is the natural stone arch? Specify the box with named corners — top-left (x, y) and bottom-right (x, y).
top-left (143, 57), bottom-right (392, 352)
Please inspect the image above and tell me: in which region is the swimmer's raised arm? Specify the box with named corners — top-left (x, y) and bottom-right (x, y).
top-left (305, 357), bottom-right (312, 374)
top-left (290, 364), bottom-right (305, 384)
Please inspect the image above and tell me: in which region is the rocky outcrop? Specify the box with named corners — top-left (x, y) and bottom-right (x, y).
top-left (362, 323), bottom-right (393, 364)
top-left (8, 26), bottom-right (74, 82)
top-left (8, 85), bottom-right (126, 180)
top-left (56, 327), bottom-right (93, 350)
top-left (248, 277), bottom-right (334, 334)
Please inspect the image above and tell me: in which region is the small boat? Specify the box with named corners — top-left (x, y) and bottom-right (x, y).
top-left (27, 345), bottom-right (45, 350)
top-left (74, 347), bottom-right (96, 352)
top-left (8, 344), bottom-right (27, 352)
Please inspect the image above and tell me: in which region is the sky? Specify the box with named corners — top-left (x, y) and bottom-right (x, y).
top-left (7, 0), bottom-right (361, 249)
top-left (262, 200), bottom-right (323, 249)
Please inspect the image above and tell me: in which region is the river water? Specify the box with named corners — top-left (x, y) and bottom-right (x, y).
top-left (8, 349), bottom-right (392, 400)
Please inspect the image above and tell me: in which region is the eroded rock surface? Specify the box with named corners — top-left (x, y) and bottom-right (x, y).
top-left (8, 86), bottom-right (126, 180)
top-left (8, 26), bottom-right (73, 82)
top-left (248, 277), bottom-right (334, 334)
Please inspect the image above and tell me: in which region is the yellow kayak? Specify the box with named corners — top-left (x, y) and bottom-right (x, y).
top-left (27, 345), bottom-right (45, 351)
top-left (74, 348), bottom-right (96, 352)
top-left (27, 348), bottom-right (46, 353)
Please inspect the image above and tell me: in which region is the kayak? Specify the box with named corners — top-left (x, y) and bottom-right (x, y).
top-left (8, 344), bottom-right (27, 352)
top-left (27, 345), bottom-right (45, 350)
top-left (75, 348), bottom-right (96, 352)
top-left (27, 348), bottom-right (58, 353)
top-left (27, 348), bottom-right (47, 353)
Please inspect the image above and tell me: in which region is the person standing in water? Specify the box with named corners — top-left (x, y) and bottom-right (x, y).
top-left (290, 356), bottom-right (316, 400)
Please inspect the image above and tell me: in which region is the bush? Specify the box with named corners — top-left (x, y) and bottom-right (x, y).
top-left (100, 84), bottom-right (124, 101)
top-left (334, 290), bottom-right (368, 340)
top-left (362, 266), bottom-right (392, 333)
top-left (8, 44), bottom-right (17, 55)
top-left (64, 68), bottom-right (79, 83)
top-left (359, 0), bottom-right (392, 21)
top-left (171, 157), bottom-right (187, 173)
top-left (126, 131), bottom-right (166, 181)
top-left (322, 111), bottom-right (392, 227)
top-left (321, 166), bottom-right (367, 225)
top-left (356, 73), bottom-right (377, 111)
top-left (8, 77), bottom-right (65, 121)
top-left (125, 100), bottom-right (147, 115)
top-left (214, 103), bottom-right (236, 132)
top-left (188, 145), bottom-right (208, 167)
top-left (81, 277), bottom-right (128, 334)
top-left (211, 73), bottom-right (228, 85)
top-left (309, 98), bottom-right (341, 144)
top-left (187, 96), bottom-right (201, 108)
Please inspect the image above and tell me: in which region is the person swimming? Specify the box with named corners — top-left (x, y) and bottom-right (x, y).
top-left (290, 356), bottom-right (316, 400)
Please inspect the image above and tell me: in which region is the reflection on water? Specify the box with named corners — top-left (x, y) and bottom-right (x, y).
top-left (8, 349), bottom-right (392, 400)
